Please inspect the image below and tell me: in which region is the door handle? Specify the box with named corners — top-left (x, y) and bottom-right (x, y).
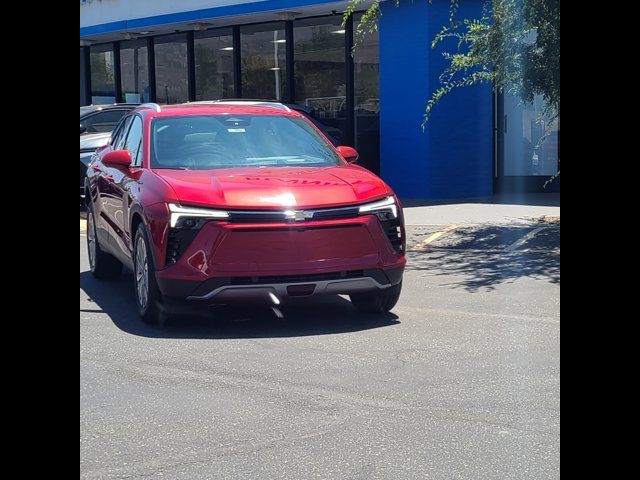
top-left (91, 164), bottom-right (101, 172)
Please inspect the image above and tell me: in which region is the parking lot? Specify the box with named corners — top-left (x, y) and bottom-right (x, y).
top-left (80, 202), bottom-right (559, 479)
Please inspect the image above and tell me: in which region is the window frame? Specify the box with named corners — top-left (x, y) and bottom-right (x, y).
top-left (122, 115), bottom-right (145, 167)
top-left (112, 115), bottom-right (134, 150)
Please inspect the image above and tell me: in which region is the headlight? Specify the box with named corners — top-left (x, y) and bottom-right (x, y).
top-left (168, 203), bottom-right (229, 228)
top-left (358, 196), bottom-right (398, 220)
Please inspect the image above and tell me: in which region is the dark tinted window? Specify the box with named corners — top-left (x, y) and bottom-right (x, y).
top-left (354, 12), bottom-right (380, 174)
top-left (155, 34), bottom-right (188, 104)
top-left (195, 29), bottom-right (235, 100)
top-left (90, 44), bottom-right (116, 104)
top-left (81, 109), bottom-right (129, 133)
top-left (294, 17), bottom-right (346, 139)
top-left (240, 23), bottom-right (287, 100)
top-left (120, 40), bottom-right (150, 103)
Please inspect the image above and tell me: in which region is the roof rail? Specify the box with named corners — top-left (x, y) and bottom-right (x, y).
top-left (189, 100), bottom-right (291, 112)
top-left (139, 102), bottom-right (162, 112)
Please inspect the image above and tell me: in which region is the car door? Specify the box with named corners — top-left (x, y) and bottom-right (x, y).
top-left (88, 116), bottom-right (128, 248)
top-left (97, 115), bottom-right (133, 246)
top-left (108, 114), bottom-right (144, 261)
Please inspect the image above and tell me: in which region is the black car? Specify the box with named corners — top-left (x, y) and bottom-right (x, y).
top-left (80, 103), bottom-right (140, 135)
top-left (188, 100), bottom-right (343, 146)
top-left (284, 103), bottom-right (343, 146)
top-left (80, 132), bottom-right (111, 201)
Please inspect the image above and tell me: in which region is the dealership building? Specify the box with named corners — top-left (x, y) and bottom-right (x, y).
top-left (80, 0), bottom-right (559, 198)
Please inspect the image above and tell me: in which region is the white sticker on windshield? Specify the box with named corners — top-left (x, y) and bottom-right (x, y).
top-left (227, 128), bottom-right (246, 133)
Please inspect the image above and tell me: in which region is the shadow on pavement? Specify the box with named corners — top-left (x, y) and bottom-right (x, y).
top-left (407, 224), bottom-right (560, 292)
top-left (80, 271), bottom-right (399, 339)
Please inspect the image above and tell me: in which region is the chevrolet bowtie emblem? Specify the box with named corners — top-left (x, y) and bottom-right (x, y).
top-left (284, 210), bottom-right (313, 222)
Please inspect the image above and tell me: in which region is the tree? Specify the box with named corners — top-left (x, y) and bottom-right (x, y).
top-left (345, 0), bottom-right (560, 127)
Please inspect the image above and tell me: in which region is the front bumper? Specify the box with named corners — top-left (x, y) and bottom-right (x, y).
top-left (157, 266), bottom-right (403, 304)
top-left (152, 211), bottom-right (406, 302)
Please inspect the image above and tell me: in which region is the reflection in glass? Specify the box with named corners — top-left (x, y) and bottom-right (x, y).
top-left (120, 40), bottom-right (149, 103)
top-left (154, 34), bottom-right (189, 104)
top-left (240, 23), bottom-right (287, 100)
top-left (81, 48), bottom-right (88, 105)
top-left (294, 17), bottom-right (346, 142)
top-left (353, 13), bottom-right (380, 174)
top-left (195, 28), bottom-right (235, 100)
top-left (503, 92), bottom-right (559, 176)
top-left (90, 44), bottom-right (116, 104)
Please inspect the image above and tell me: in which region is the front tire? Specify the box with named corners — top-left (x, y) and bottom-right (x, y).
top-left (87, 209), bottom-right (122, 280)
top-left (133, 226), bottom-right (164, 325)
top-left (350, 281), bottom-right (402, 313)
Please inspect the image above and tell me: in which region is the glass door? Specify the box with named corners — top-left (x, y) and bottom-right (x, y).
top-left (496, 91), bottom-right (560, 192)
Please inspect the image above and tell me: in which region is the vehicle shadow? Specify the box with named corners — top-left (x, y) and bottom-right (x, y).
top-left (407, 224), bottom-right (560, 292)
top-left (80, 271), bottom-right (400, 339)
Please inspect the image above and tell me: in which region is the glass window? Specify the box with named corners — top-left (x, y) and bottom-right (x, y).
top-left (154, 34), bottom-right (189, 104)
top-left (81, 48), bottom-right (89, 106)
top-left (123, 116), bottom-right (144, 166)
top-left (240, 23), bottom-right (287, 100)
top-left (109, 116), bottom-right (127, 145)
top-left (195, 28), bottom-right (235, 100)
top-left (113, 116), bottom-right (134, 150)
top-left (90, 44), bottom-right (116, 104)
top-left (503, 92), bottom-right (559, 176)
top-left (150, 115), bottom-right (342, 169)
top-left (293, 17), bottom-right (346, 140)
top-left (80, 109), bottom-right (129, 134)
top-left (120, 40), bottom-right (149, 103)
top-left (353, 13), bottom-right (380, 174)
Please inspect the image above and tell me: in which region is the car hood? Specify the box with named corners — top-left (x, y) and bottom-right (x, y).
top-left (80, 132), bottom-right (111, 151)
top-left (153, 165), bottom-right (393, 209)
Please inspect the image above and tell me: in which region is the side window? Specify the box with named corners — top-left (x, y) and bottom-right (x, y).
top-left (114, 116), bottom-right (134, 150)
top-left (109, 117), bottom-right (127, 146)
top-left (82, 109), bottom-right (128, 133)
top-left (123, 116), bottom-right (144, 167)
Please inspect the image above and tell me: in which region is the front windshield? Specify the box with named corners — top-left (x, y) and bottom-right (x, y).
top-left (150, 114), bottom-right (343, 170)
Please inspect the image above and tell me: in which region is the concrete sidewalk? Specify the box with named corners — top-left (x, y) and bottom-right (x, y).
top-left (401, 193), bottom-right (560, 225)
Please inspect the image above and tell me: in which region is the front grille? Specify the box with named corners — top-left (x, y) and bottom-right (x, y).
top-left (228, 205), bottom-right (360, 223)
top-left (230, 270), bottom-right (365, 285)
top-left (381, 219), bottom-right (404, 254)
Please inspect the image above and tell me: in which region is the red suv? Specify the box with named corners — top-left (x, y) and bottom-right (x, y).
top-left (85, 102), bottom-right (405, 324)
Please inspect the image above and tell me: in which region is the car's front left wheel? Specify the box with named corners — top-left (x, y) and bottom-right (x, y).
top-left (133, 226), bottom-right (164, 326)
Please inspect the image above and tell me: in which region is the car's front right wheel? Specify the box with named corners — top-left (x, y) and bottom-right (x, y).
top-left (133, 226), bottom-right (165, 326)
top-left (350, 281), bottom-right (402, 313)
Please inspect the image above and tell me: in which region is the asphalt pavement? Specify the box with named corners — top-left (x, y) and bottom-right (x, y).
top-left (80, 202), bottom-right (560, 479)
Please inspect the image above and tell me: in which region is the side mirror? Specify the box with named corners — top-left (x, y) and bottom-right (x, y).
top-left (102, 150), bottom-right (132, 168)
top-left (80, 124), bottom-right (87, 134)
top-left (336, 146), bottom-right (359, 164)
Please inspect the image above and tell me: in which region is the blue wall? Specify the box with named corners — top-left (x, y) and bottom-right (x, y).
top-left (379, 0), bottom-right (493, 199)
